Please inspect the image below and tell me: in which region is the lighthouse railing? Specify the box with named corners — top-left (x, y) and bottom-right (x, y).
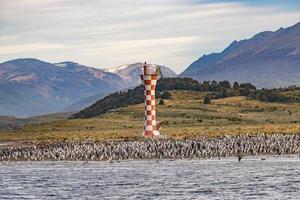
top-left (138, 64), bottom-right (160, 75)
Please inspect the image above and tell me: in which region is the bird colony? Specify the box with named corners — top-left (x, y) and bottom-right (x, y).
top-left (1, 134), bottom-right (299, 161)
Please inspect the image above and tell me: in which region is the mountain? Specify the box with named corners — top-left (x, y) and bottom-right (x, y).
top-left (106, 62), bottom-right (177, 87)
top-left (0, 59), bottom-right (177, 117)
top-left (60, 92), bottom-right (111, 112)
top-left (0, 58), bottom-right (125, 117)
top-left (180, 22), bottom-right (300, 88)
top-left (62, 62), bottom-right (177, 113)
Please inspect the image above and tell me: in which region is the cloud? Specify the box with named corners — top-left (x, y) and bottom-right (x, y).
top-left (0, 43), bottom-right (67, 54)
top-left (0, 0), bottom-right (299, 73)
top-left (80, 37), bottom-right (202, 53)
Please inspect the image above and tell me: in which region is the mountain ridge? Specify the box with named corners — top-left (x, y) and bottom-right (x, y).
top-left (0, 58), bottom-right (176, 117)
top-left (180, 22), bottom-right (300, 88)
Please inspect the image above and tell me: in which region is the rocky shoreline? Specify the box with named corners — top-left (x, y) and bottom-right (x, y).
top-left (1, 134), bottom-right (299, 161)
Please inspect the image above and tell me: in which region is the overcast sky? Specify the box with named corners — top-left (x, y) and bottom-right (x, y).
top-left (0, 0), bottom-right (299, 73)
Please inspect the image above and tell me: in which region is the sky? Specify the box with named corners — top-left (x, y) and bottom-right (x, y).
top-left (0, 0), bottom-right (299, 73)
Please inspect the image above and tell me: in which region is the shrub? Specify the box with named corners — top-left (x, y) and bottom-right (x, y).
top-left (161, 91), bottom-right (172, 99)
top-left (203, 96), bottom-right (211, 104)
top-left (159, 99), bottom-right (165, 105)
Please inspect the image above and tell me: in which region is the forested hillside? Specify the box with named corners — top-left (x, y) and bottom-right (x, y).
top-left (72, 78), bottom-right (300, 119)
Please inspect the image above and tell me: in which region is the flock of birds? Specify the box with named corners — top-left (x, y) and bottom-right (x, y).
top-left (0, 134), bottom-right (299, 161)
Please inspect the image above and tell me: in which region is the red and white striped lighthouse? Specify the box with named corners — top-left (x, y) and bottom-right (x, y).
top-left (140, 62), bottom-right (160, 137)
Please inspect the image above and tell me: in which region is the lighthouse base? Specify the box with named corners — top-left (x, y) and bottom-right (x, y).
top-left (143, 130), bottom-right (160, 137)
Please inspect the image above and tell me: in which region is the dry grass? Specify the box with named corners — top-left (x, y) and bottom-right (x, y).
top-left (1, 91), bottom-right (299, 141)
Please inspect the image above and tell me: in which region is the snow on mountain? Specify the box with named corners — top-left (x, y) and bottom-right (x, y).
top-left (105, 62), bottom-right (177, 87)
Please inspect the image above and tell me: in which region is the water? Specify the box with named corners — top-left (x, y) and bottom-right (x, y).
top-left (0, 156), bottom-right (299, 199)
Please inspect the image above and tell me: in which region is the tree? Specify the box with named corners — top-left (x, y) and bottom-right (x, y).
top-left (219, 80), bottom-right (231, 89)
top-left (239, 87), bottom-right (250, 96)
top-left (161, 91), bottom-right (172, 99)
top-left (240, 83), bottom-right (256, 90)
top-left (156, 78), bottom-right (201, 91)
top-left (258, 91), bottom-right (268, 102)
top-left (233, 82), bottom-right (240, 90)
top-left (201, 81), bottom-right (210, 91)
top-left (203, 96), bottom-right (211, 104)
top-left (210, 80), bottom-right (219, 91)
top-left (217, 88), bottom-right (228, 98)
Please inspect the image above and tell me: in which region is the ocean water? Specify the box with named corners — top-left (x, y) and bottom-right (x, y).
top-left (0, 156), bottom-right (299, 199)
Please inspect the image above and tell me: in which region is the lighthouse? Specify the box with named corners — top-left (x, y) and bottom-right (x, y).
top-left (140, 62), bottom-right (160, 137)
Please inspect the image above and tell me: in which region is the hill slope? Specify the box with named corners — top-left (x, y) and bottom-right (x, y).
top-left (60, 92), bottom-right (111, 112)
top-left (0, 58), bottom-right (124, 117)
top-left (1, 90), bottom-right (299, 141)
top-left (72, 77), bottom-right (300, 119)
top-left (72, 78), bottom-right (201, 118)
top-left (180, 22), bottom-right (300, 88)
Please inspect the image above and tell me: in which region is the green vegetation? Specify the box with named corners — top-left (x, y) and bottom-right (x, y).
top-left (0, 89), bottom-right (299, 142)
top-left (203, 96), bottom-right (211, 104)
top-left (72, 78), bottom-right (201, 118)
top-left (1, 78), bottom-right (299, 142)
top-left (72, 78), bottom-right (300, 119)
top-left (71, 85), bottom-right (145, 118)
top-left (161, 91), bottom-right (172, 99)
